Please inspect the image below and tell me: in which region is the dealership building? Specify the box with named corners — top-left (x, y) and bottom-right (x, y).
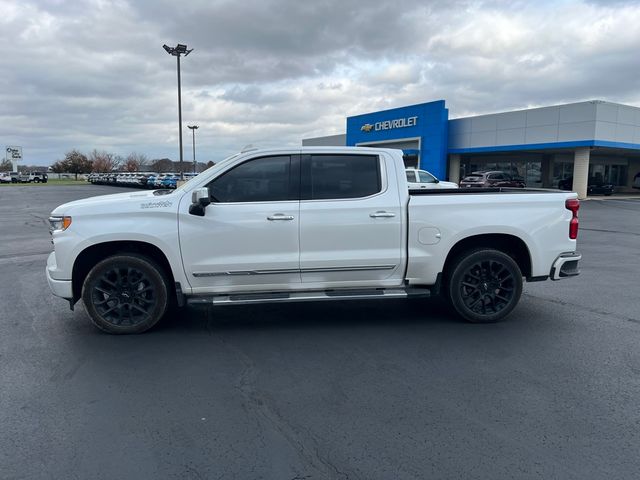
top-left (302, 100), bottom-right (640, 198)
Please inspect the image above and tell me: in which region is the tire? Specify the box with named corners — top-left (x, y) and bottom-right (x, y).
top-left (34, 178), bottom-right (40, 183)
top-left (81, 254), bottom-right (169, 334)
top-left (447, 248), bottom-right (523, 323)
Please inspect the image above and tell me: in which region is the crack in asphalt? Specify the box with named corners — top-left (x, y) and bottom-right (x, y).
top-left (0, 251), bottom-right (51, 260)
top-left (0, 252), bottom-right (50, 267)
top-left (209, 317), bottom-right (354, 480)
top-left (580, 228), bottom-right (640, 237)
top-left (523, 293), bottom-right (640, 324)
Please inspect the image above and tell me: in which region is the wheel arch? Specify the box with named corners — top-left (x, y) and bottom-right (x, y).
top-left (442, 233), bottom-right (532, 280)
top-left (72, 240), bottom-right (175, 304)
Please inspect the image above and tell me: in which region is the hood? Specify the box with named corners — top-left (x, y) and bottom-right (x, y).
top-left (439, 181), bottom-right (459, 188)
top-left (51, 189), bottom-right (175, 215)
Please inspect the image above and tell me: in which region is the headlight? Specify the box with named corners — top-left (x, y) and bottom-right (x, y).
top-left (49, 216), bottom-right (72, 234)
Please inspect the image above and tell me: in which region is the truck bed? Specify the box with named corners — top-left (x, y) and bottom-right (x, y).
top-left (409, 187), bottom-right (565, 195)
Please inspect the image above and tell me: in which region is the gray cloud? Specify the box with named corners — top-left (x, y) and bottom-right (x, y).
top-left (1, 0), bottom-right (639, 166)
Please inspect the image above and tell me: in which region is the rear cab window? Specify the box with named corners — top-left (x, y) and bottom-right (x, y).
top-left (302, 154), bottom-right (381, 200)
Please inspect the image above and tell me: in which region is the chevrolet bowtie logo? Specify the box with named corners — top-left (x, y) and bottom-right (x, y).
top-left (360, 123), bottom-right (374, 132)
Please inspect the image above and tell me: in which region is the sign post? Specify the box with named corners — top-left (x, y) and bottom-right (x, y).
top-left (6, 146), bottom-right (22, 172)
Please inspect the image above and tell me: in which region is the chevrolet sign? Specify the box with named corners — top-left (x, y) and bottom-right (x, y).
top-left (360, 116), bottom-right (418, 133)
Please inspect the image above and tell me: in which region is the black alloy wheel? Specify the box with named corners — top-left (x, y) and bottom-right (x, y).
top-left (82, 254), bottom-right (169, 334)
top-left (448, 249), bottom-right (523, 323)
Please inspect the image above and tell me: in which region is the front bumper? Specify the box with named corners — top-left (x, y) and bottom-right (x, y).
top-left (46, 252), bottom-right (73, 299)
top-left (550, 252), bottom-right (581, 280)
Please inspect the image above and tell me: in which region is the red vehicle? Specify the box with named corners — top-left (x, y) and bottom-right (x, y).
top-left (459, 171), bottom-right (526, 188)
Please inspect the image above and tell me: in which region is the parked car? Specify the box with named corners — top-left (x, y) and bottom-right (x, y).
top-left (47, 146), bottom-right (581, 334)
top-left (459, 171), bottom-right (526, 188)
top-left (17, 171), bottom-right (48, 183)
top-left (136, 173), bottom-right (156, 188)
top-left (405, 168), bottom-right (458, 189)
top-left (0, 172), bottom-right (12, 183)
top-left (161, 174), bottom-right (180, 189)
top-left (558, 176), bottom-right (614, 196)
top-left (154, 173), bottom-right (177, 189)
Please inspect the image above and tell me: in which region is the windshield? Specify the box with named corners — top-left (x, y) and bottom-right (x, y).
top-left (418, 170), bottom-right (437, 183)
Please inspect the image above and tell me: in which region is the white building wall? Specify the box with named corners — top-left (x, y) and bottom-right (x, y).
top-left (449, 101), bottom-right (640, 151)
top-left (302, 134), bottom-right (346, 147)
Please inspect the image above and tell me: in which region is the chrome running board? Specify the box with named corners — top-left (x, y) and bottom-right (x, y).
top-left (187, 287), bottom-right (430, 306)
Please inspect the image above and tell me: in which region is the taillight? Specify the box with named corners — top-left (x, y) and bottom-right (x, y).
top-left (565, 198), bottom-right (579, 240)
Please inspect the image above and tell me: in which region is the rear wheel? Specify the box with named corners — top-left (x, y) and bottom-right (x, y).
top-left (447, 249), bottom-right (522, 323)
top-left (82, 254), bottom-right (169, 334)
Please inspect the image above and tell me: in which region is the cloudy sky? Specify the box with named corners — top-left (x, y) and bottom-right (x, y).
top-left (2, 0), bottom-right (640, 166)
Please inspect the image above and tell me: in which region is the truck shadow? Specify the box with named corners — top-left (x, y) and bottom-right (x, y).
top-left (156, 297), bottom-right (463, 334)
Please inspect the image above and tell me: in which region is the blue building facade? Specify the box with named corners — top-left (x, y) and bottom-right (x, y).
top-left (345, 100), bottom-right (449, 180)
top-left (304, 99), bottom-right (640, 198)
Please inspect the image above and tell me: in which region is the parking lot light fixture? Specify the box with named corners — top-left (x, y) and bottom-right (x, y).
top-left (163, 43), bottom-right (193, 180)
top-left (188, 125), bottom-right (199, 173)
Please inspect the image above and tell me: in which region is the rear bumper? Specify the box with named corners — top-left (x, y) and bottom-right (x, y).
top-left (46, 252), bottom-right (73, 299)
top-left (550, 252), bottom-right (581, 280)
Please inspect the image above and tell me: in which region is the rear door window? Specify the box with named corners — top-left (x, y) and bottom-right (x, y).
top-left (302, 155), bottom-right (381, 200)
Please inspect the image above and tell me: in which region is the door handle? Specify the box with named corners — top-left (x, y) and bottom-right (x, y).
top-left (370, 211), bottom-right (396, 218)
top-left (267, 214), bottom-right (294, 221)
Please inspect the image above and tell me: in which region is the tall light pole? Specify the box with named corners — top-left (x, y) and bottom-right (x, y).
top-left (188, 125), bottom-right (199, 173)
top-left (163, 43), bottom-right (193, 180)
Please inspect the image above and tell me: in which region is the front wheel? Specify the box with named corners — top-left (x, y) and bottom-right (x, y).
top-left (82, 254), bottom-right (169, 334)
top-left (447, 249), bottom-right (523, 323)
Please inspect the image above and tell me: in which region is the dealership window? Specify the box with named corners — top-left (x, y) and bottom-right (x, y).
top-left (461, 157), bottom-right (539, 185)
top-left (553, 157), bottom-right (629, 187)
top-left (553, 161), bottom-right (573, 187)
top-left (589, 163), bottom-right (628, 186)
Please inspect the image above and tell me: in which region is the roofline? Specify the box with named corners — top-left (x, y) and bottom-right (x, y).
top-left (448, 139), bottom-right (640, 154)
top-left (448, 99), bottom-right (640, 121)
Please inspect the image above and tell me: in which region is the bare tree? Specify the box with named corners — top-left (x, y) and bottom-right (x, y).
top-left (113, 155), bottom-right (124, 171)
top-left (124, 152), bottom-right (148, 172)
top-left (89, 149), bottom-right (117, 173)
top-left (0, 159), bottom-right (12, 171)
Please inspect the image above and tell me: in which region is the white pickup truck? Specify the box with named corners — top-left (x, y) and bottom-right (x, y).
top-left (46, 147), bottom-right (581, 334)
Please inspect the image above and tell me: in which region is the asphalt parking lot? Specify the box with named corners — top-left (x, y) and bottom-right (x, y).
top-left (1, 185), bottom-right (639, 480)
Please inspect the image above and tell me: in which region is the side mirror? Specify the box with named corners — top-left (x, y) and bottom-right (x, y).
top-left (192, 187), bottom-right (211, 206)
top-left (189, 187), bottom-right (211, 216)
